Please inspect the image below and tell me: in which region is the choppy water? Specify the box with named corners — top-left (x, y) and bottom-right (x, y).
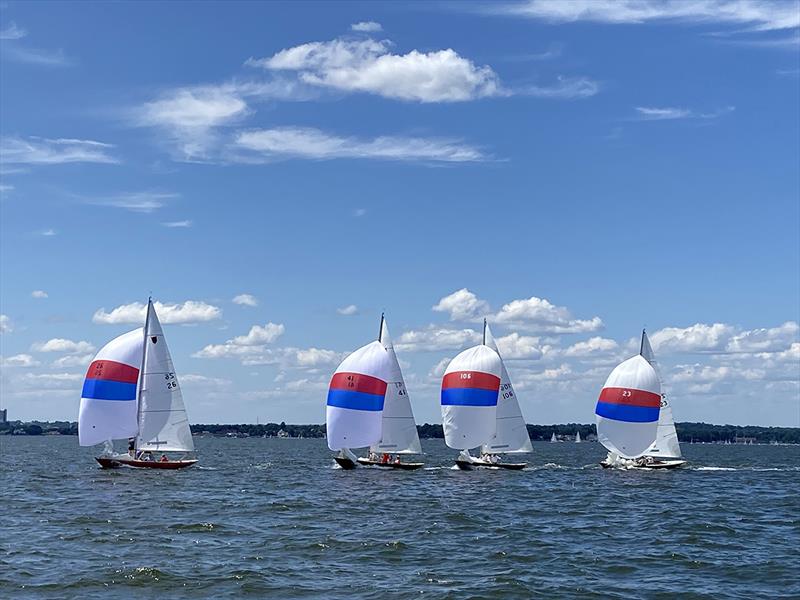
top-left (1, 437), bottom-right (798, 599)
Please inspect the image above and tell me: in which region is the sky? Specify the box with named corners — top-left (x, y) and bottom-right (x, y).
top-left (1, 0), bottom-right (798, 427)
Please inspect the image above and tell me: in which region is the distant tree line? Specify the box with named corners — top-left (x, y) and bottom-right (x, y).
top-left (2, 420), bottom-right (799, 443)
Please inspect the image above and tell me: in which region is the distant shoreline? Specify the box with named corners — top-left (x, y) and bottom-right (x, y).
top-left (2, 421), bottom-right (798, 444)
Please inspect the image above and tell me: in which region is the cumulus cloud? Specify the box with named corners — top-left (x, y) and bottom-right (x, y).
top-left (232, 293), bottom-right (259, 307)
top-left (247, 37), bottom-right (501, 102)
top-left (232, 127), bottom-right (486, 163)
top-left (93, 300), bottom-right (222, 324)
top-left (433, 288), bottom-right (490, 321)
top-left (650, 323), bottom-right (736, 353)
top-left (492, 296), bottom-right (604, 334)
top-left (0, 136), bottom-right (118, 165)
top-left (564, 336), bottom-right (619, 357)
top-left (495, 333), bottom-right (544, 359)
top-left (232, 323), bottom-right (285, 346)
top-left (31, 338), bottom-right (95, 354)
top-left (31, 290), bottom-right (48, 299)
top-left (20, 372), bottom-right (83, 388)
top-left (51, 353), bottom-right (93, 368)
top-left (1, 354), bottom-right (40, 368)
top-left (0, 22), bottom-right (27, 40)
top-left (351, 21), bottom-right (383, 32)
top-left (0, 314), bottom-right (12, 333)
top-left (726, 321), bottom-right (799, 353)
top-left (395, 326), bottom-right (481, 352)
top-left (337, 304), bottom-right (359, 316)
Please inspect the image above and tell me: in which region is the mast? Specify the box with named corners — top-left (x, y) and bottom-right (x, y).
top-left (136, 297), bottom-right (152, 443)
top-left (639, 328), bottom-right (646, 356)
top-left (378, 312), bottom-right (385, 343)
top-left (483, 318), bottom-right (487, 345)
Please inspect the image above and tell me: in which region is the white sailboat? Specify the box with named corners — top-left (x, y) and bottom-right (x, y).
top-left (575, 430), bottom-right (582, 443)
top-left (79, 299), bottom-right (197, 469)
top-left (550, 432), bottom-right (558, 443)
top-left (596, 329), bottom-right (684, 470)
top-left (441, 320), bottom-right (527, 470)
top-left (640, 331), bottom-right (686, 467)
top-left (326, 314), bottom-right (423, 470)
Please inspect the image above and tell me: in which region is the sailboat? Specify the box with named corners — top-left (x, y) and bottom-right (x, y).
top-left (550, 431), bottom-right (558, 443)
top-left (326, 314), bottom-right (423, 470)
top-left (596, 330), bottom-right (683, 470)
top-left (575, 430), bottom-right (582, 443)
top-left (441, 320), bottom-right (527, 470)
top-left (640, 330), bottom-right (686, 468)
top-left (79, 299), bottom-right (197, 469)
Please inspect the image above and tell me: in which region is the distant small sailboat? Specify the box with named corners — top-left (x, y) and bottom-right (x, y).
top-left (326, 314), bottom-right (423, 470)
top-left (550, 431), bottom-right (558, 443)
top-left (575, 430), bottom-right (582, 443)
top-left (596, 330), bottom-right (684, 470)
top-left (79, 299), bottom-right (197, 469)
top-left (442, 320), bottom-right (527, 470)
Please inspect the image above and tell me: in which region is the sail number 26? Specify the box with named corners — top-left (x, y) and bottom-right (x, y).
top-left (164, 372), bottom-right (178, 390)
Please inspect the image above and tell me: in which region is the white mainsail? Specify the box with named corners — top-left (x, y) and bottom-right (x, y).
top-left (640, 330), bottom-right (682, 459)
top-left (326, 339), bottom-right (391, 451)
top-left (441, 344), bottom-right (502, 450)
top-left (550, 432), bottom-right (557, 443)
top-left (481, 322), bottom-right (532, 454)
top-left (136, 300), bottom-right (194, 453)
top-left (370, 316), bottom-right (422, 455)
top-left (78, 328), bottom-right (143, 446)
top-left (575, 431), bottom-right (582, 443)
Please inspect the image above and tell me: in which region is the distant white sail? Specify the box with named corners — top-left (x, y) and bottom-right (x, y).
top-left (550, 432), bottom-right (557, 443)
top-left (371, 317), bottom-right (422, 455)
top-left (326, 340), bottom-right (391, 451)
top-left (481, 323), bottom-right (532, 454)
top-left (640, 330), bottom-right (682, 459)
top-left (78, 328), bottom-right (143, 446)
top-left (136, 301), bottom-right (194, 453)
top-left (595, 354), bottom-right (661, 459)
top-left (441, 344), bottom-right (502, 450)
top-left (575, 431), bottom-right (581, 443)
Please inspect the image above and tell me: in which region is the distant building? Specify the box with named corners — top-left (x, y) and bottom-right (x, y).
top-left (0, 409), bottom-right (6, 423)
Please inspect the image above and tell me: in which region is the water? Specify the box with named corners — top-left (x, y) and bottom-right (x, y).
top-left (2, 437), bottom-right (798, 599)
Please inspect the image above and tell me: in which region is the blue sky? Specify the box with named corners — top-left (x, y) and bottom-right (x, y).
top-left (1, 1), bottom-right (798, 427)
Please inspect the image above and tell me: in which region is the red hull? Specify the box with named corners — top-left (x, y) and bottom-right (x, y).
top-left (96, 456), bottom-right (197, 470)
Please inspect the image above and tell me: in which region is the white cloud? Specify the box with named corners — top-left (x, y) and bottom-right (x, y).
top-left (337, 304), bottom-right (359, 316)
top-left (522, 76), bottom-right (599, 99)
top-left (52, 353), bottom-right (93, 368)
top-left (0, 136), bottom-right (118, 165)
top-left (726, 321), bottom-right (799, 353)
top-left (495, 1), bottom-right (799, 32)
top-left (650, 323), bottom-right (736, 353)
top-left (180, 374), bottom-right (232, 387)
top-left (492, 296), bottom-right (604, 334)
top-left (0, 22), bottom-right (27, 40)
top-left (137, 86), bottom-right (250, 160)
top-left (429, 357), bottom-right (451, 378)
top-left (0, 314), bottom-right (12, 333)
top-left (31, 338), bottom-right (95, 354)
top-left (395, 326), bottom-right (481, 352)
top-left (0, 183), bottom-right (14, 194)
top-left (1, 354), bottom-right (40, 368)
top-left (433, 288), bottom-right (490, 321)
top-left (351, 21), bottom-right (383, 32)
top-left (564, 336), bottom-right (619, 357)
top-left (31, 290), bottom-right (48, 299)
top-left (634, 106), bottom-right (735, 120)
top-left (20, 372), bottom-right (83, 388)
top-left (88, 191), bottom-right (178, 213)
top-left (40, 229), bottom-right (57, 236)
top-left (495, 333), bottom-right (544, 359)
top-left (232, 323), bottom-right (285, 345)
top-left (247, 37), bottom-right (501, 102)
top-left (161, 220), bottom-right (192, 228)
top-left (193, 335), bottom-right (342, 369)
top-left (232, 293), bottom-right (259, 307)
top-left (233, 127), bottom-right (486, 163)
top-left (93, 300), bottom-right (222, 324)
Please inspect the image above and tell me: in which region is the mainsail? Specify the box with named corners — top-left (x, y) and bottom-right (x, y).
top-left (370, 316), bottom-right (422, 455)
top-left (326, 339), bottom-right (391, 451)
top-left (640, 330), bottom-right (682, 459)
top-left (441, 343), bottom-right (502, 450)
top-left (595, 353), bottom-right (661, 459)
top-left (136, 300), bottom-right (194, 453)
top-left (481, 322), bottom-right (532, 454)
top-left (78, 328), bottom-right (143, 446)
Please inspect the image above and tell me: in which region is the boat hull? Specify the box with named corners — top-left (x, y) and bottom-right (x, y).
top-left (356, 458), bottom-right (424, 470)
top-left (455, 459), bottom-right (526, 471)
top-left (96, 456), bottom-right (198, 470)
top-left (333, 456), bottom-right (358, 470)
top-left (600, 458), bottom-right (686, 470)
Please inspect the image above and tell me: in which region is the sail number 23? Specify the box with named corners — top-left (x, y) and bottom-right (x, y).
top-left (164, 372), bottom-right (179, 390)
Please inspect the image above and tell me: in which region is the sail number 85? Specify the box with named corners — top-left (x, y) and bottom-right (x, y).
top-left (164, 372), bottom-right (178, 390)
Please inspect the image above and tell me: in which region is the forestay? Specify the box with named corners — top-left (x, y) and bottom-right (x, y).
top-left (79, 328), bottom-right (143, 446)
top-left (326, 340), bottom-right (391, 451)
top-left (441, 345), bottom-right (502, 450)
top-left (370, 318), bottom-right (422, 455)
top-left (481, 323), bottom-right (532, 454)
top-left (136, 301), bottom-right (194, 453)
top-left (595, 354), bottom-right (661, 459)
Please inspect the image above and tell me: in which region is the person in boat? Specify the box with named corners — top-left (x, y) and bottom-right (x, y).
top-left (128, 438), bottom-right (136, 457)
top-left (394, 454), bottom-right (401, 464)
top-left (381, 453), bottom-right (391, 464)
top-left (160, 454), bottom-right (169, 462)
top-left (141, 451), bottom-right (154, 462)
